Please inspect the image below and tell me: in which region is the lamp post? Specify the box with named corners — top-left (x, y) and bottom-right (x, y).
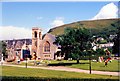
top-left (89, 55), bottom-right (91, 74)
top-left (25, 54), bottom-right (28, 68)
top-left (89, 25), bottom-right (92, 74)
top-left (25, 40), bottom-right (28, 68)
top-left (88, 50), bottom-right (91, 74)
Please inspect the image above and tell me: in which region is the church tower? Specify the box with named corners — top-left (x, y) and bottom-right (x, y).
top-left (32, 27), bottom-right (42, 59)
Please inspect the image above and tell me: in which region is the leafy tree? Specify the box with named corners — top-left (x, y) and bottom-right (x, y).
top-left (112, 25), bottom-right (120, 56)
top-left (0, 41), bottom-right (7, 60)
top-left (55, 26), bottom-right (92, 63)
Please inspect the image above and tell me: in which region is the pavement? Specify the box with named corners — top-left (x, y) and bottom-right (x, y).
top-left (1, 62), bottom-right (119, 76)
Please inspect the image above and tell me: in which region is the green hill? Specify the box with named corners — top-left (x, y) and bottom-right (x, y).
top-left (48, 18), bottom-right (120, 36)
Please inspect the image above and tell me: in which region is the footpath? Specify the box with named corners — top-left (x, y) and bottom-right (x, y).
top-left (1, 63), bottom-right (119, 76)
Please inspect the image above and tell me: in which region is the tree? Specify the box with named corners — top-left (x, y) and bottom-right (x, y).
top-left (112, 25), bottom-right (120, 56)
top-left (0, 41), bottom-right (8, 60)
top-left (55, 26), bottom-right (92, 63)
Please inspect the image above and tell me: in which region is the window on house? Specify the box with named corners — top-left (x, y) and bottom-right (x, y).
top-left (44, 41), bottom-right (50, 52)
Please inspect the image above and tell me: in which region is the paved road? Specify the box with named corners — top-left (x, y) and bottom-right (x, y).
top-left (1, 63), bottom-right (119, 76)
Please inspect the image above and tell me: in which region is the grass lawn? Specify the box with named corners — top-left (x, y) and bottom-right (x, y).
top-left (6, 59), bottom-right (119, 72)
top-left (67, 60), bottom-right (119, 72)
top-left (2, 66), bottom-right (118, 79)
top-left (45, 59), bottom-right (119, 72)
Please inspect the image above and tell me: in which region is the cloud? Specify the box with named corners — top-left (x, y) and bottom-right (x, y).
top-left (0, 26), bottom-right (32, 40)
top-left (92, 3), bottom-right (118, 20)
top-left (51, 17), bottom-right (65, 27)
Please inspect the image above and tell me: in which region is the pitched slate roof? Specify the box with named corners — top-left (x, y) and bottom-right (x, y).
top-left (43, 33), bottom-right (56, 42)
top-left (5, 39), bottom-right (32, 49)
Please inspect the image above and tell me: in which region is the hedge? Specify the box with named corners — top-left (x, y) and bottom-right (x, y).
top-left (1, 76), bottom-right (119, 81)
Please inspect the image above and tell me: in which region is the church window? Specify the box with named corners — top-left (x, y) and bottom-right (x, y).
top-left (34, 31), bottom-right (37, 38)
top-left (39, 32), bottom-right (41, 39)
top-left (44, 41), bottom-right (50, 52)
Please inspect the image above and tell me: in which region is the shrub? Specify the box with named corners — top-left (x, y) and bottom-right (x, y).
top-left (2, 76), bottom-right (118, 81)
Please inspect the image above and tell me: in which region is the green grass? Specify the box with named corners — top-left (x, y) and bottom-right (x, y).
top-left (0, 66), bottom-right (2, 76)
top-left (7, 60), bottom-right (47, 66)
top-left (68, 60), bottom-right (119, 72)
top-left (8, 60), bottom-right (77, 66)
top-left (48, 60), bottom-right (77, 63)
top-left (47, 60), bottom-right (119, 72)
top-left (2, 66), bottom-right (118, 79)
top-left (7, 59), bottom-right (119, 72)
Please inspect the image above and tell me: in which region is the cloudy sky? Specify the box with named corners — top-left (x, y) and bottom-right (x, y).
top-left (0, 1), bottom-right (119, 40)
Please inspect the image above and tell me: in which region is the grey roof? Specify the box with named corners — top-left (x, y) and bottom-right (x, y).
top-left (43, 33), bottom-right (56, 42)
top-left (5, 39), bottom-right (32, 49)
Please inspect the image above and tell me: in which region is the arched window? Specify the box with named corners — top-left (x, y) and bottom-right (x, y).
top-left (34, 31), bottom-right (37, 38)
top-left (44, 41), bottom-right (50, 52)
top-left (39, 32), bottom-right (41, 39)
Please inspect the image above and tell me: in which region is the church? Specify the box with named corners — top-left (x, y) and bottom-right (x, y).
top-left (6, 27), bottom-right (62, 61)
top-left (31, 27), bottom-right (61, 60)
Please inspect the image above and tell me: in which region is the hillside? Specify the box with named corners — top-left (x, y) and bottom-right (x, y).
top-left (48, 18), bottom-right (120, 36)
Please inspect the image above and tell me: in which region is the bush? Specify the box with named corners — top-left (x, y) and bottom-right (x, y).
top-left (1, 76), bottom-right (118, 81)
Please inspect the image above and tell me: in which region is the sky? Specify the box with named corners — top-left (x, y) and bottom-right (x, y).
top-left (0, 1), bottom-right (119, 40)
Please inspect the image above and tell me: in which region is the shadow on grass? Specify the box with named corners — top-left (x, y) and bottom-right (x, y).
top-left (48, 62), bottom-right (89, 66)
top-left (2, 76), bottom-right (118, 81)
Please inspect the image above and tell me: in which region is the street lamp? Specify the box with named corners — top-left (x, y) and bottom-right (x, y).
top-left (25, 54), bottom-right (28, 68)
top-left (88, 50), bottom-right (91, 74)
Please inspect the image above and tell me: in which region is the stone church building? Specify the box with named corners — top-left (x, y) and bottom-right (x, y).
top-left (32, 27), bottom-right (61, 60)
top-left (5, 27), bottom-right (62, 61)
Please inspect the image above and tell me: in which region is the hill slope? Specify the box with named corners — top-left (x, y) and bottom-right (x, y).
top-left (48, 18), bottom-right (120, 36)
